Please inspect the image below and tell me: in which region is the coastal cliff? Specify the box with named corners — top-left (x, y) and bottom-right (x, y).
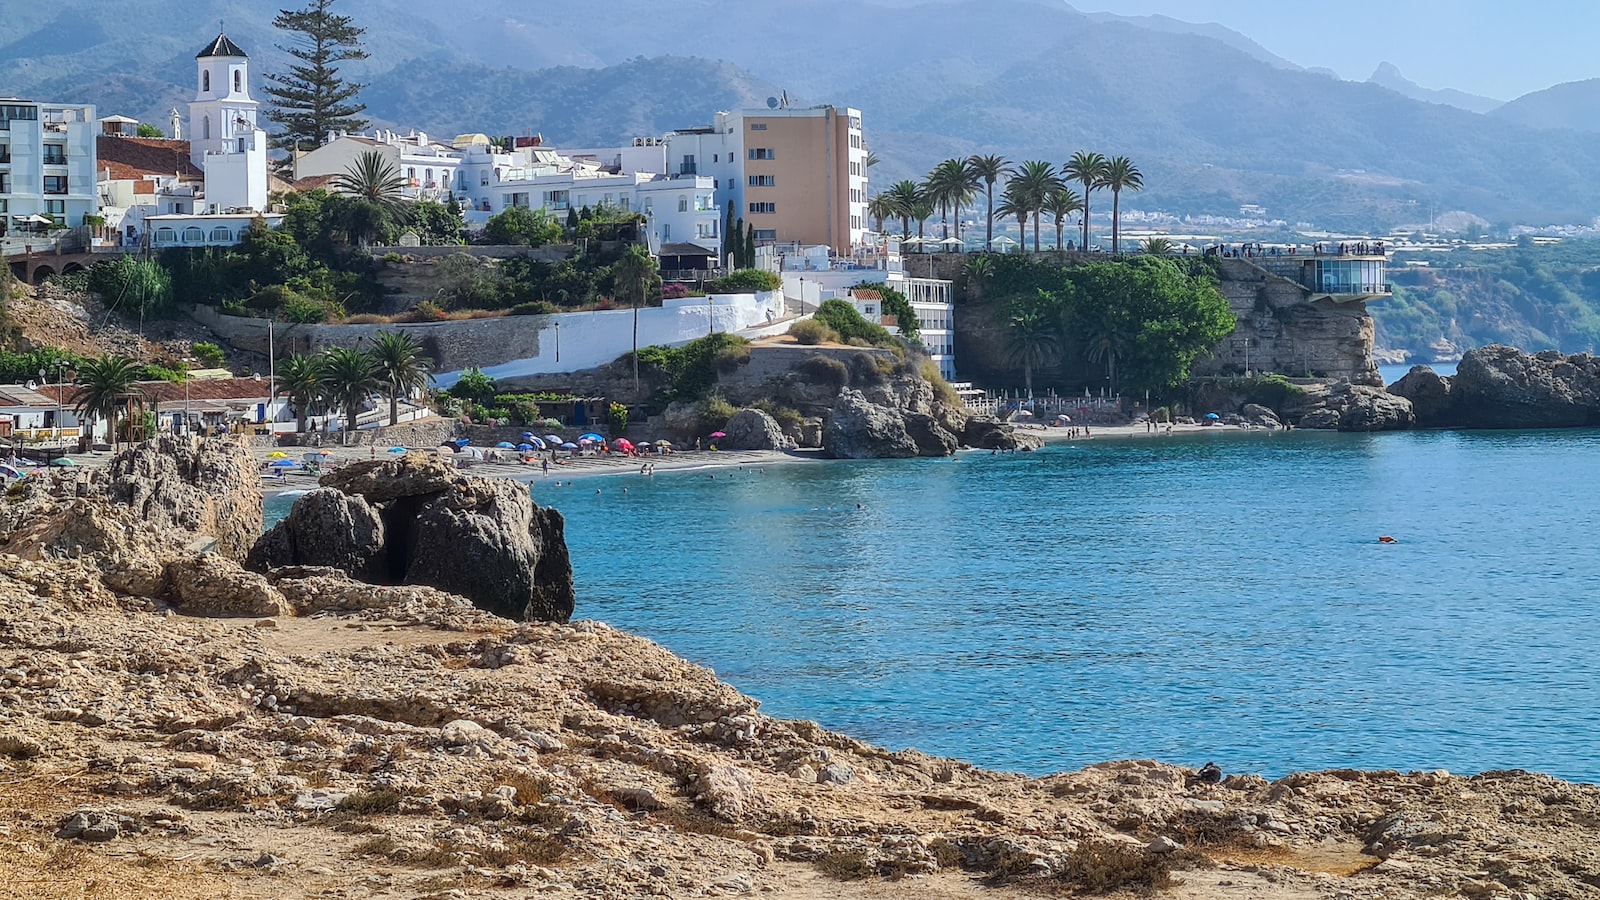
top-left (4, 441), bottom-right (1600, 898)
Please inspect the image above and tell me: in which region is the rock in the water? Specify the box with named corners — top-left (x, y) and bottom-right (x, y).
top-left (823, 388), bottom-right (919, 459)
top-left (1240, 403), bottom-right (1281, 427)
top-left (721, 408), bottom-right (791, 451)
top-left (250, 455), bottom-right (574, 623)
top-left (1449, 344), bottom-right (1600, 428)
top-left (903, 412), bottom-right (960, 457)
top-left (248, 488), bottom-right (386, 578)
top-left (1388, 365), bottom-right (1455, 427)
top-left (1297, 382), bottom-right (1415, 432)
top-left (962, 417), bottom-right (1043, 451)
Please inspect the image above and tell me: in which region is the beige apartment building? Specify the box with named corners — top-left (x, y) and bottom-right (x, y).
top-left (666, 104), bottom-right (868, 255)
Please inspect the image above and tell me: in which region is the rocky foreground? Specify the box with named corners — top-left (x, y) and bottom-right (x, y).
top-left (2, 441), bottom-right (1598, 899)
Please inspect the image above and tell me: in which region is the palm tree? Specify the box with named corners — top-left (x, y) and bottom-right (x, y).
top-left (911, 197), bottom-right (934, 241)
top-left (613, 245), bottom-right (659, 396)
top-left (1012, 161), bottom-right (1061, 253)
top-left (924, 158), bottom-right (973, 242)
top-left (867, 194), bottom-right (895, 234)
top-left (1043, 187), bottom-right (1083, 252)
top-left (74, 354), bottom-right (145, 447)
top-left (333, 150), bottom-right (409, 248)
top-left (962, 255), bottom-right (995, 301)
top-left (995, 181), bottom-right (1030, 253)
top-left (1141, 236), bottom-right (1175, 256)
top-left (1084, 327), bottom-right (1130, 393)
top-left (1101, 156), bottom-right (1144, 254)
top-left (966, 154), bottom-right (1009, 251)
top-left (320, 346), bottom-right (382, 433)
top-left (1005, 293), bottom-right (1061, 397)
top-left (1064, 151), bottom-right (1108, 251)
top-left (278, 353), bottom-right (326, 434)
top-left (883, 181), bottom-right (923, 237)
top-left (369, 331), bottom-right (434, 427)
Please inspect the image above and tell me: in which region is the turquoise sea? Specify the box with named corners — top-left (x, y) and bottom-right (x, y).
top-left (266, 427), bottom-right (1600, 781)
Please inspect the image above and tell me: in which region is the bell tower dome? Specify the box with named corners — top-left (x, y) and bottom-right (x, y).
top-left (189, 33), bottom-right (258, 170)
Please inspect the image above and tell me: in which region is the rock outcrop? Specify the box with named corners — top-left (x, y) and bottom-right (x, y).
top-left (962, 416), bottom-right (1044, 451)
top-left (823, 388), bottom-right (919, 459)
top-left (1388, 364), bottom-right (1456, 426)
top-left (251, 454), bottom-right (575, 623)
top-left (1388, 346), bottom-right (1600, 429)
top-left (720, 408), bottom-right (791, 451)
top-left (1298, 381), bottom-right (1416, 431)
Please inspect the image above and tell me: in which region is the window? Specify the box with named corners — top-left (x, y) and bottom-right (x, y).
top-left (542, 189), bottom-right (569, 209)
top-left (233, 70), bottom-right (241, 93)
top-left (42, 145), bottom-right (66, 165)
top-left (424, 168), bottom-right (433, 185)
top-left (203, 116), bottom-right (210, 140)
top-left (748, 148), bottom-right (774, 160)
top-left (678, 195), bottom-right (688, 212)
top-left (43, 175), bottom-right (67, 194)
top-left (0, 174), bottom-right (8, 193)
top-left (45, 200), bottom-right (64, 218)
top-left (202, 71), bottom-right (211, 93)
top-left (697, 222), bottom-right (717, 238)
top-left (748, 175), bottom-right (775, 187)
top-left (754, 229), bottom-right (776, 241)
top-left (408, 167), bottom-right (416, 180)
top-left (679, 154), bottom-right (696, 175)
top-left (748, 202), bottom-right (776, 214)
top-left (0, 105), bottom-right (38, 127)
top-left (662, 224), bottom-right (670, 240)
top-left (712, 154), bottom-right (718, 163)
top-left (480, 170), bottom-right (489, 186)
top-left (619, 196), bottom-right (629, 211)
top-left (750, 123), bottom-right (767, 131)
top-left (208, 226), bottom-right (232, 243)
top-left (0, 199), bottom-right (6, 214)
top-left (182, 226), bottom-right (205, 243)
top-left (727, 178), bottom-right (735, 190)
top-left (155, 227), bottom-right (177, 244)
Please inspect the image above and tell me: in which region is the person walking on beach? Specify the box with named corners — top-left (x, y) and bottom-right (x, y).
top-left (541, 458), bottom-right (549, 476)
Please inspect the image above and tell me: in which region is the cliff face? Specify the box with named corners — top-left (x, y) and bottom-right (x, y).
top-left (1191, 258), bottom-right (1382, 385)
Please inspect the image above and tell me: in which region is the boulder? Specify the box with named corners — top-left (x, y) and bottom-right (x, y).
top-left (1240, 403), bottom-right (1281, 428)
top-left (1297, 382), bottom-right (1415, 432)
top-left (165, 554), bottom-right (289, 618)
top-left (1449, 344), bottom-right (1600, 428)
top-left (250, 455), bottom-right (575, 623)
top-left (1388, 365), bottom-right (1456, 427)
top-left (721, 409), bottom-right (791, 451)
top-left (823, 389), bottom-right (919, 459)
top-left (903, 412), bottom-right (960, 457)
top-left (962, 417), bottom-right (1043, 451)
top-left (248, 488), bottom-right (386, 579)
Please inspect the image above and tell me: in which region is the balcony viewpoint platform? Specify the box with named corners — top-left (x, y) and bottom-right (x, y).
top-left (1215, 243), bottom-right (1392, 302)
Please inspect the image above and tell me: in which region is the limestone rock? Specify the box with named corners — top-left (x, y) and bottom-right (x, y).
top-left (1297, 382), bottom-right (1415, 432)
top-left (963, 417), bottom-right (1043, 451)
top-left (251, 455), bottom-right (575, 623)
top-left (165, 555), bottom-right (288, 618)
top-left (248, 488), bottom-right (386, 578)
top-left (721, 409), bottom-right (791, 451)
top-left (1240, 403), bottom-right (1281, 427)
top-left (1388, 365), bottom-right (1456, 427)
top-left (1449, 344), bottom-right (1600, 428)
top-left (822, 389), bottom-right (918, 459)
top-left (903, 412), bottom-right (960, 457)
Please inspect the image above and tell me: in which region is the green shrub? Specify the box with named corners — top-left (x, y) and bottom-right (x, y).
top-left (706, 268), bottom-right (782, 293)
top-left (918, 357), bottom-right (959, 405)
top-left (696, 395), bottom-right (737, 435)
top-left (1245, 374), bottom-right (1307, 410)
top-left (713, 344), bottom-right (750, 373)
top-left (608, 401), bottom-right (629, 432)
top-left (631, 332), bottom-right (749, 405)
top-left (341, 313), bottom-right (390, 325)
top-left (798, 355), bottom-right (849, 390)
top-left (788, 319), bottom-right (838, 345)
top-left (814, 299), bottom-right (895, 347)
top-left (511, 300), bottom-right (558, 316)
top-left (190, 341), bottom-right (226, 368)
top-left (281, 292), bottom-right (331, 323)
top-left (753, 399), bottom-right (804, 432)
top-left (140, 363), bottom-right (188, 382)
top-left (408, 300), bottom-right (449, 322)
top-left (850, 280), bottom-right (920, 340)
top-left (449, 367), bottom-right (497, 405)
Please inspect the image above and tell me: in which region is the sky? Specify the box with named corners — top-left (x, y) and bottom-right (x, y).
top-left (1076, 0), bottom-right (1600, 101)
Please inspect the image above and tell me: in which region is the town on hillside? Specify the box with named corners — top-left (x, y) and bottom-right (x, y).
top-left (0, 17), bottom-right (1410, 465)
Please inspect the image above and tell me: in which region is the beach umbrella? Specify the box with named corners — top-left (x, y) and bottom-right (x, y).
top-left (460, 446), bottom-right (485, 459)
top-left (452, 438), bottom-right (471, 448)
top-left (521, 431), bottom-right (535, 439)
top-left (544, 434), bottom-right (564, 445)
top-left (655, 440), bottom-right (673, 448)
top-left (1056, 415), bottom-right (1070, 423)
top-left (49, 457), bottom-right (76, 467)
top-left (526, 436), bottom-right (546, 449)
top-left (387, 446), bottom-right (408, 454)
top-left (517, 443), bottom-right (535, 452)
top-left (1016, 409), bottom-right (1033, 418)
top-left (270, 459), bottom-right (296, 468)
top-left (709, 431), bottom-right (727, 439)
top-left (0, 464), bottom-right (22, 479)
top-left (314, 449), bottom-right (335, 456)
top-left (611, 438), bottom-right (634, 451)
top-left (560, 442), bottom-right (578, 450)
top-left (496, 441), bottom-right (517, 449)
top-left (1205, 413), bottom-right (1221, 420)
top-left (267, 451), bottom-right (289, 459)
top-left (579, 433), bottom-right (604, 443)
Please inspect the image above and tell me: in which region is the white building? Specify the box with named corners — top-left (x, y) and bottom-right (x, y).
top-left (293, 130), bottom-right (462, 202)
top-left (188, 34), bottom-right (269, 214)
top-left (146, 210), bottom-right (285, 249)
top-left (0, 100), bottom-right (98, 234)
top-left (846, 280), bottom-right (956, 381)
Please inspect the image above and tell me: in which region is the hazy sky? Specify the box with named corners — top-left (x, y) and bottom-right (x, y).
top-left (1080, 0), bottom-right (1597, 101)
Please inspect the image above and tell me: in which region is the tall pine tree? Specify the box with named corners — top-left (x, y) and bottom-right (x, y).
top-left (264, 0), bottom-right (369, 153)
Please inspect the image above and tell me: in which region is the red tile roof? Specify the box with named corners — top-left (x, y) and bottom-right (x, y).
top-left (291, 174), bottom-right (337, 192)
top-left (849, 288), bottom-right (883, 301)
top-left (97, 136), bottom-right (203, 182)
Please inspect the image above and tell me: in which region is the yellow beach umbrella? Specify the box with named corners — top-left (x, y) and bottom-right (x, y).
top-left (267, 451), bottom-right (289, 459)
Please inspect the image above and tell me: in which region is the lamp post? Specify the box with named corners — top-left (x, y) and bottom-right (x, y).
top-left (707, 294), bottom-right (714, 336)
top-left (553, 321), bottom-right (560, 363)
top-left (181, 357), bottom-right (195, 437)
top-left (798, 277), bottom-right (805, 316)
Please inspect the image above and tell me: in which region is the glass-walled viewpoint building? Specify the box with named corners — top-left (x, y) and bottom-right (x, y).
top-left (1256, 250), bottom-right (1389, 300)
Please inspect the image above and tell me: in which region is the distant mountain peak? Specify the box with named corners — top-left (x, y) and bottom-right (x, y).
top-left (1366, 61), bottom-right (1503, 114)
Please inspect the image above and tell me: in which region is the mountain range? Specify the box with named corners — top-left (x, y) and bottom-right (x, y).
top-left (6, 0), bottom-right (1600, 228)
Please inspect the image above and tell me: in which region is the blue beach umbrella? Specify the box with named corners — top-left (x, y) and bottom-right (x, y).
top-left (1205, 413), bottom-right (1221, 420)
top-left (579, 433), bottom-right (604, 443)
top-left (521, 431), bottom-right (535, 439)
top-left (270, 459), bottom-right (296, 467)
top-left (517, 443), bottom-right (535, 452)
top-left (544, 434), bottom-right (563, 445)
top-left (528, 436), bottom-right (546, 449)
top-left (560, 442), bottom-right (578, 450)
top-left (496, 441), bottom-right (517, 449)
top-left (387, 446), bottom-right (407, 454)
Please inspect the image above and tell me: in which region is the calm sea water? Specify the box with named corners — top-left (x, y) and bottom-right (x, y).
top-left (1380, 361), bottom-right (1456, 384)
top-left (265, 429), bottom-right (1600, 781)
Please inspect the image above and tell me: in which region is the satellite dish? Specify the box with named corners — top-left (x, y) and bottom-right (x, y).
top-left (766, 96), bottom-right (779, 109)
top-left (25, 381), bottom-right (36, 390)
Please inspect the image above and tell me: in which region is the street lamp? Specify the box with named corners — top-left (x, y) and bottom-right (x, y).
top-left (553, 321), bottom-right (560, 363)
top-left (798, 277), bottom-right (806, 316)
top-left (707, 294), bottom-right (714, 336)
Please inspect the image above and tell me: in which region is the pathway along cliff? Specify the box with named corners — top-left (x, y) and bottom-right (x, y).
top-left (2, 439), bottom-right (1598, 898)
